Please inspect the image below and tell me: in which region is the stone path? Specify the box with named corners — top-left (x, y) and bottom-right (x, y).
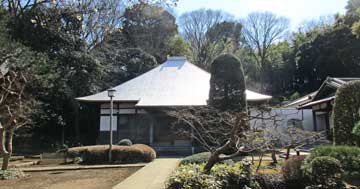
top-left (113, 158), bottom-right (180, 189)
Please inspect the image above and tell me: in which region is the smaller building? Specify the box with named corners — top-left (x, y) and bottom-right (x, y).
top-left (284, 77), bottom-right (360, 136)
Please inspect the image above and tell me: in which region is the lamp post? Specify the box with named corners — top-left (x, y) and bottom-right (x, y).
top-left (107, 89), bottom-right (116, 163)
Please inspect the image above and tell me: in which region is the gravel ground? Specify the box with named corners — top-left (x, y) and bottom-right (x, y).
top-left (0, 167), bottom-right (140, 189)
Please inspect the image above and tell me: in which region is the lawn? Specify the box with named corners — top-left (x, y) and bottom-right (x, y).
top-left (0, 167), bottom-right (140, 189)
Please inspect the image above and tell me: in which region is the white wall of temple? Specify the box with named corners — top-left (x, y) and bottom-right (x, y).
top-left (99, 103), bottom-right (146, 131)
top-left (250, 108), bottom-right (314, 131)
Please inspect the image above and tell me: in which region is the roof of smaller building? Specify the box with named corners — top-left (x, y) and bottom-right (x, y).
top-left (284, 77), bottom-right (360, 109)
top-left (76, 57), bottom-right (272, 106)
top-left (283, 91), bottom-right (317, 108)
top-left (298, 96), bottom-right (335, 109)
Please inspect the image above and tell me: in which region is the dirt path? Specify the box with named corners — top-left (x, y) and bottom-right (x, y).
top-left (0, 167), bottom-right (140, 189)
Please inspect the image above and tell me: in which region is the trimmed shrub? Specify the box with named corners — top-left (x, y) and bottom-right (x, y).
top-left (117, 139), bottom-right (133, 146)
top-left (305, 156), bottom-right (345, 188)
top-left (132, 144), bottom-right (157, 162)
top-left (304, 145), bottom-right (360, 175)
top-left (333, 80), bottom-right (360, 145)
top-left (180, 152), bottom-right (210, 165)
top-left (254, 173), bottom-right (286, 189)
top-left (167, 162), bottom-right (260, 189)
top-left (281, 155), bottom-right (307, 189)
top-left (67, 144), bottom-right (156, 164)
top-left (209, 54), bottom-right (247, 112)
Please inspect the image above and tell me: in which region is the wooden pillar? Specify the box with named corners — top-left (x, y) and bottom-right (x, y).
top-left (312, 110), bottom-right (317, 131)
top-left (191, 127), bottom-right (194, 154)
top-left (325, 110), bottom-right (331, 138)
top-left (149, 120), bottom-right (154, 146)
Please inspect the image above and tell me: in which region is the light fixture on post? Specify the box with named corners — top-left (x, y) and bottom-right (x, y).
top-left (107, 88), bottom-right (116, 163)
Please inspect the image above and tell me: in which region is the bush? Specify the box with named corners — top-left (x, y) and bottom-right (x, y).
top-left (333, 80), bottom-right (360, 145)
top-left (0, 169), bottom-right (26, 180)
top-left (67, 144), bottom-right (156, 164)
top-left (304, 145), bottom-right (360, 175)
top-left (254, 173), bottom-right (286, 189)
top-left (305, 156), bottom-right (345, 188)
top-left (132, 144), bottom-right (157, 162)
top-left (180, 152), bottom-right (234, 166)
top-left (167, 164), bottom-right (217, 189)
top-left (180, 152), bottom-right (210, 165)
top-left (167, 162), bottom-right (260, 189)
top-left (117, 139), bottom-right (133, 146)
top-left (213, 162), bottom-right (260, 189)
top-left (281, 155), bottom-right (307, 189)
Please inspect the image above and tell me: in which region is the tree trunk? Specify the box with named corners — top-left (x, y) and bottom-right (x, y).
top-left (2, 153), bottom-right (10, 170)
top-left (271, 149), bottom-right (277, 164)
top-left (203, 152), bottom-right (220, 174)
top-left (285, 146), bottom-right (291, 160)
top-left (0, 127), bottom-right (10, 170)
top-left (4, 129), bottom-right (13, 170)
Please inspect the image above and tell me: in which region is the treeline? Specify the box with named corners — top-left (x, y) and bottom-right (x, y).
top-left (0, 0), bottom-right (359, 147)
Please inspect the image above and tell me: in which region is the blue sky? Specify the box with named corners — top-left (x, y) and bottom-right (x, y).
top-left (173, 0), bottom-right (348, 29)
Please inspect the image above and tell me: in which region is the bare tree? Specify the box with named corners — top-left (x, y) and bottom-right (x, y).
top-left (65, 0), bottom-right (178, 49)
top-left (297, 15), bottom-right (335, 33)
top-left (168, 107), bottom-right (260, 173)
top-left (250, 106), bottom-right (327, 169)
top-left (241, 12), bottom-right (290, 91)
top-left (0, 49), bottom-right (32, 170)
top-left (179, 9), bottom-right (236, 68)
top-left (1, 0), bottom-right (178, 50)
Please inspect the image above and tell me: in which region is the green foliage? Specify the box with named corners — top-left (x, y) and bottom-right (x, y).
top-left (166, 162), bottom-right (260, 189)
top-left (0, 169), bottom-right (26, 180)
top-left (180, 152), bottom-right (234, 166)
top-left (117, 139), bottom-right (133, 146)
top-left (352, 121), bottom-right (360, 146)
top-left (254, 173), bottom-right (286, 189)
top-left (92, 47), bottom-right (158, 89)
top-left (281, 155), bottom-right (307, 189)
top-left (209, 54), bottom-right (247, 112)
top-left (206, 21), bottom-right (242, 54)
top-left (305, 156), bottom-right (345, 189)
top-left (67, 144), bottom-right (156, 164)
top-left (165, 35), bottom-right (191, 57)
top-left (167, 164), bottom-right (216, 189)
top-left (180, 152), bottom-right (210, 165)
top-left (122, 2), bottom-right (178, 62)
top-left (294, 16), bottom-right (360, 93)
top-left (352, 121), bottom-right (360, 136)
top-left (213, 162), bottom-right (260, 189)
top-left (333, 81), bottom-right (360, 145)
top-left (0, 5), bottom-right (106, 146)
top-left (351, 20), bottom-right (360, 37)
top-left (304, 145), bottom-right (360, 175)
top-left (289, 92), bottom-right (301, 100)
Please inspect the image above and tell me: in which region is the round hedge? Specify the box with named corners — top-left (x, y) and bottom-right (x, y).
top-left (333, 80), bottom-right (360, 145)
top-left (303, 145), bottom-right (360, 174)
top-left (308, 156), bottom-right (343, 186)
top-left (67, 144), bottom-right (156, 164)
